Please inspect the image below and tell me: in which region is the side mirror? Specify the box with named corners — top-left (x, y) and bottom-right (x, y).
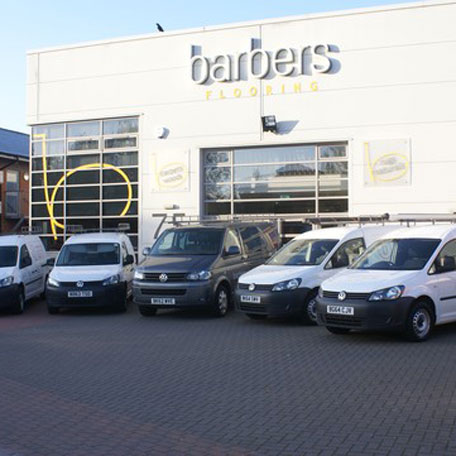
top-left (124, 254), bottom-right (135, 266)
top-left (142, 247), bottom-right (151, 257)
top-left (225, 245), bottom-right (241, 256)
top-left (46, 258), bottom-right (55, 267)
top-left (436, 256), bottom-right (456, 273)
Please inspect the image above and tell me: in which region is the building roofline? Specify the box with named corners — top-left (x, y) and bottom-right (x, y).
top-left (27, 0), bottom-right (456, 55)
top-left (0, 127), bottom-right (29, 138)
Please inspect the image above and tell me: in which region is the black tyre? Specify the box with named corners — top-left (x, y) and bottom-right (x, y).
top-left (213, 284), bottom-right (230, 317)
top-left (47, 305), bottom-right (59, 315)
top-left (326, 326), bottom-right (350, 335)
top-left (114, 286), bottom-right (128, 313)
top-left (11, 287), bottom-right (25, 315)
top-left (139, 305), bottom-right (158, 316)
top-left (403, 301), bottom-right (434, 342)
top-left (246, 313), bottom-right (267, 320)
top-left (298, 290), bottom-right (318, 325)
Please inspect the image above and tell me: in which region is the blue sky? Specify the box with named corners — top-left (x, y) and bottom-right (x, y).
top-left (1, 0), bottom-right (419, 134)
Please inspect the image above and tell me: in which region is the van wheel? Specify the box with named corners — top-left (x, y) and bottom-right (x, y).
top-left (326, 326), bottom-right (350, 335)
top-left (246, 313), bottom-right (267, 320)
top-left (213, 284), bottom-right (229, 317)
top-left (404, 301), bottom-right (433, 342)
top-left (114, 285), bottom-right (128, 313)
top-left (11, 288), bottom-right (25, 315)
top-left (47, 305), bottom-right (59, 315)
top-left (139, 306), bottom-right (157, 316)
top-left (299, 290), bottom-right (318, 325)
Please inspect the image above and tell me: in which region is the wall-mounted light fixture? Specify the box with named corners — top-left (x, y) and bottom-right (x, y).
top-left (23, 172), bottom-right (29, 182)
top-left (261, 115), bottom-right (278, 133)
top-left (155, 127), bottom-right (168, 139)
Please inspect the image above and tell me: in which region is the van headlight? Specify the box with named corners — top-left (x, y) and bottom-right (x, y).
top-left (134, 271), bottom-right (145, 280)
top-left (368, 286), bottom-right (404, 302)
top-left (47, 277), bottom-right (60, 288)
top-left (0, 276), bottom-right (13, 288)
top-left (187, 270), bottom-right (212, 281)
top-left (272, 278), bottom-right (301, 292)
top-left (102, 275), bottom-right (120, 286)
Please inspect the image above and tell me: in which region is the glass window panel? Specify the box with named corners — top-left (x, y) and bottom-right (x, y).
top-left (68, 140), bottom-right (99, 151)
top-left (234, 200), bottom-right (315, 214)
top-left (103, 168), bottom-right (138, 184)
top-left (103, 152), bottom-right (138, 167)
top-left (66, 218), bottom-right (100, 232)
top-left (32, 203), bottom-right (63, 217)
top-left (32, 187), bottom-right (63, 202)
top-left (67, 121), bottom-right (100, 137)
top-left (234, 182), bottom-right (315, 200)
top-left (104, 137), bottom-right (137, 149)
top-left (66, 154), bottom-right (100, 168)
top-left (32, 156), bottom-right (65, 171)
top-left (205, 151), bottom-right (230, 165)
top-left (31, 172), bottom-right (63, 187)
top-left (204, 185), bottom-right (231, 200)
top-left (103, 118), bottom-right (138, 135)
top-left (205, 202), bottom-right (231, 215)
top-left (319, 145), bottom-right (347, 159)
top-left (67, 170), bottom-right (100, 185)
top-left (66, 186), bottom-right (100, 201)
top-left (32, 124), bottom-right (64, 140)
top-left (318, 162), bottom-right (348, 177)
top-left (205, 167), bottom-right (231, 183)
top-left (319, 179), bottom-right (348, 197)
top-left (102, 217), bottom-right (138, 233)
top-left (31, 220), bottom-right (55, 235)
top-left (103, 201), bottom-right (138, 216)
top-left (103, 184), bottom-right (138, 200)
top-left (67, 203), bottom-right (99, 217)
top-left (31, 140), bottom-right (65, 156)
top-left (39, 236), bottom-right (64, 251)
top-left (234, 163), bottom-right (315, 182)
top-left (318, 199), bottom-right (349, 213)
top-left (234, 146), bottom-right (315, 164)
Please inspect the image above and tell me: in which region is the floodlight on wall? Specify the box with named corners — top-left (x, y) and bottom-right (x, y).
top-left (23, 172), bottom-right (29, 182)
top-left (261, 115), bottom-right (277, 133)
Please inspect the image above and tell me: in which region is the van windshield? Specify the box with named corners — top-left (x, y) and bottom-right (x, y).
top-left (150, 229), bottom-right (224, 256)
top-left (267, 239), bottom-right (339, 266)
top-left (0, 246), bottom-right (18, 267)
top-left (351, 238), bottom-right (440, 270)
top-left (56, 243), bottom-right (120, 266)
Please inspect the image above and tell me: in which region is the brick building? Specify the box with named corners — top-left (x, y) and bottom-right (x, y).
top-left (0, 128), bottom-right (29, 233)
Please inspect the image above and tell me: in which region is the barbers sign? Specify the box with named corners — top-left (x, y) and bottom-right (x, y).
top-left (190, 41), bottom-right (338, 85)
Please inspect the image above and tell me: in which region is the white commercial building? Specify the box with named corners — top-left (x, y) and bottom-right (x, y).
top-left (26, 0), bottom-right (456, 251)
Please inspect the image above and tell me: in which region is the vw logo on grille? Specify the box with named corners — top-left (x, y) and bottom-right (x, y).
top-left (248, 283), bottom-right (256, 291)
top-left (76, 281), bottom-right (84, 288)
top-left (159, 273), bottom-right (168, 283)
top-left (338, 291), bottom-right (347, 301)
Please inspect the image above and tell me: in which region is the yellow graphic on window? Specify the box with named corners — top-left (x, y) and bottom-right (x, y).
top-left (33, 134), bottom-right (133, 240)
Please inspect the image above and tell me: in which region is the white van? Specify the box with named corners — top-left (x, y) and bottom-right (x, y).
top-left (316, 224), bottom-right (456, 341)
top-left (46, 232), bottom-right (136, 314)
top-left (235, 225), bottom-right (399, 323)
top-left (0, 235), bottom-right (48, 314)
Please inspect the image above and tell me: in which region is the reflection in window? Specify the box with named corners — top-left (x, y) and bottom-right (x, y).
top-left (103, 118), bottom-right (138, 135)
top-left (32, 156), bottom-right (65, 171)
top-left (68, 140), bottom-right (99, 151)
top-left (318, 162), bottom-right (348, 176)
top-left (32, 124), bottom-right (64, 140)
top-left (32, 140), bottom-right (65, 156)
top-left (103, 152), bottom-right (138, 167)
top-left (234, 164), bottom-right (315, 182)
top-left (205, 151), bottom-right (230, 165)
top-left (319, 145), bottom-right (347, 159)
top-left (205, 185), bottom-right (231, 200)
top-left (67, 154), bottom-right (100, 168)
top-left (67, 121), bottom-right (100, 137)
top-left (205, 167), bottom-right (231, 183)
top-left (104, 137), bottom-right (137, 149)
top-left (234, 146), bottom-right (315, 164)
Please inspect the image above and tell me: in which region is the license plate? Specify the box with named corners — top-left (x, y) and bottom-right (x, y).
top-left (327, 305), bottom-right (354, 316)
top-left (240, 295), bottom-right (261, 304)
top-left (68, 291), bottom-right (93, 298)
top-left (151, 298), bottom-right (176, 305)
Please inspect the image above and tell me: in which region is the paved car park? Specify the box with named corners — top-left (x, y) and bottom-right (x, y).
top-left (1, 301), bottom-right (456, 456)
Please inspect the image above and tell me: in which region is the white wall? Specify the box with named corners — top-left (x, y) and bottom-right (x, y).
top-left (26, 1), bottom-right (456, 247)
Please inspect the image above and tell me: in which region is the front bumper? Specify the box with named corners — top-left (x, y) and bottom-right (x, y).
top-left (235, 286), bottom-right (310, 316)
top-left (0, 284), bottom-right (20, 309)
top-left (316, 296), bottom-right (415, 331)
top-left (46, 282), bottom-right (125, 308)
top-left (133, 280), bottom-right (215, 308)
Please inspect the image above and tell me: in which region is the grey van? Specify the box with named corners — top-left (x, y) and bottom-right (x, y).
top-left (133, 223), bottom-right (279, 317)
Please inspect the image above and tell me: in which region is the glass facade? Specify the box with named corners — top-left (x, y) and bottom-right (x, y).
top-left (30, 117), bottom-right (139, 251)
top-left (203, 143), bottom-right (348, 217)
